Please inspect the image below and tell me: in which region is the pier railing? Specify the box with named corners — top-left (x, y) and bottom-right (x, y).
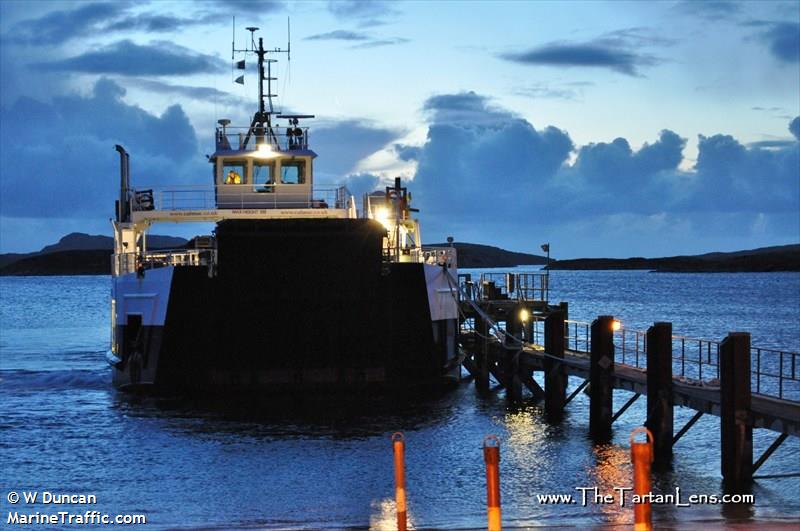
top-left (458, 272), bottom-right (549, 303)
top-left (541, 319), bottom-right (799, 401)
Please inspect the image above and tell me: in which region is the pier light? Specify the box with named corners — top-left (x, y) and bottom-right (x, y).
top-left (519, 308), bottom-right (529, 322)
top-left (612, 319), bottom-right (622, 332)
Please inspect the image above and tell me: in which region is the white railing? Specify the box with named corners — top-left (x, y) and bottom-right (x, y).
top-left (129, 185), bottom-right (352, 211)
top-left (382, 246), bottom-right (458, 267)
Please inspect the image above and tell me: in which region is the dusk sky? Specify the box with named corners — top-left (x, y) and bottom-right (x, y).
top-left (0, 0), bottom-right (798, 258)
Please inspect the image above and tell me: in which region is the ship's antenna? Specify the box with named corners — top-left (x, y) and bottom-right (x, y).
top-left (233, 25), bottom-right (291, 148)
top-left (287, 17), bottom-right (291, 62)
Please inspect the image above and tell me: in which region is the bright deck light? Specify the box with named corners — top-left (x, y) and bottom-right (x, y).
top-left (374, 206), bottom-right (393, 230)
top-left (612, 319), bottom-right (622, 331)
top-left (254, 143), bottom-right (276, 158)
top-left (519, 308), bottom-right (530, 322)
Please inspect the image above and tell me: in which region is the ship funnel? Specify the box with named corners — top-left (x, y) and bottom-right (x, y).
top-left (114, 145), bottom-right (130, 222)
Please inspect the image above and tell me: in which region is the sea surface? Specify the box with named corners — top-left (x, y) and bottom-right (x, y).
top-left (1, 271), bottom-right (799, 529)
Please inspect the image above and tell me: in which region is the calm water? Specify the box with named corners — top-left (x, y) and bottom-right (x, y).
top-left (1, 271), bottom-right (799, 529)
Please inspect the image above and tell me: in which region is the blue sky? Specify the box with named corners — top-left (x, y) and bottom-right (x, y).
top-left (0, 0), bottom-right (798, 258)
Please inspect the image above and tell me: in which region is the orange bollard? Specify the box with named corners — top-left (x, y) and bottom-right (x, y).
top-left (483, 435), bottom-right (502, 531)
top-left (392, 432), bottom-right (407, 531)
top-left (630, 427), bottom-right (654, 531)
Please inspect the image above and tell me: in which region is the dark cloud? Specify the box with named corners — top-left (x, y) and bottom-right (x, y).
top-left (674, 0), bottom-right (742, 20)
top-left (339, 173), bottom-right (381, 199)
top-left (304, 30), bottom-right (407, 48)
top-left (501, 42), bottom-right (658, 76)
top-left (351, 37), bottom-right (409, 49)
top-left (0, 78), bottom-right (202, 219)
top-left (753, 21), bottom-right (800, 63)
top-left (327, 0), bottom-right (399, 26)
top-left (311, 120), bottom-right (399, 180)
top-left (406, 92), bottom-right (798, 251)
top-left (394, 144), bottom-right (422, 161)
top-left (790, 116), bottom-right (800, 141)
top-left (123, 78), bottom-right (243, 105)
top-left (37, 40), bottom-right (227, 76)
top-left (3, 2), bottom-right (126, 45)
top-left (305, 30), bottom-right (370, 41)
top-left (423, 91), bottom-right (518, 124)
top-left (104, 12), bottom-right (218, 33)
top-left (747, 140), bottom-right (796, 149)
top-left (689, 132), bottom-right (799, 212)
top-left (209, 0), bottom-right (285, 14)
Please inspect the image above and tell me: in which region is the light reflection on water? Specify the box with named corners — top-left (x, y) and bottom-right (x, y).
top-left (1, 273), bottom-right (799, 528)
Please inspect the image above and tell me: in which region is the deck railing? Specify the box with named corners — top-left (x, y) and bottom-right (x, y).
top-left (112, 249), bottom-right (216, 276)
top-left (130, 185), bottom-right (352, 212)
top-left (215, 126), bottom-right (310, 152)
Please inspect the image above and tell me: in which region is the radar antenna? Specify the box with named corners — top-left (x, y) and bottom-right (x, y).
top-left (232, 24), bottom-right (297, 149)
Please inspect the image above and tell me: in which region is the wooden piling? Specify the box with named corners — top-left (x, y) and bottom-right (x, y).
top-left (544, 310), bottom-right (566, 422)
top-left (475, 315), bottom-right (490, 391)
top-left (506, 308), bottom-right (523, 401)
top-left (645, 322), bottom-right (673, 469)
top-left (720, 332), bottom-right (752, 486)
top-left (590, 315), bottom-right (615, 442)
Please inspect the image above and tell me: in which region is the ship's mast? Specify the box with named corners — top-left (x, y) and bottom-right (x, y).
top-left (234, 26), bottom-right (289, 148)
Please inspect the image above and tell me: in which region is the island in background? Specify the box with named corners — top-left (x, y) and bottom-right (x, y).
top-left (0, 233), bottom-right (797, 275)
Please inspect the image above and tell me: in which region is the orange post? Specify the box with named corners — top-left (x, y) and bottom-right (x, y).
top-left (392, 432), bottom-right (407, 531)
top-left (630, 427), bottom-right (654, 531)
top-left (483, 435), bottom-right (502, 531)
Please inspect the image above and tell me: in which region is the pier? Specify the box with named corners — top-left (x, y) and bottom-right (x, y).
top-left (455, 271), bottom-right (800, 486)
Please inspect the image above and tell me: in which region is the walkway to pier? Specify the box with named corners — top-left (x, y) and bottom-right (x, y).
top-left (454, 271), bottom-right (800, 486)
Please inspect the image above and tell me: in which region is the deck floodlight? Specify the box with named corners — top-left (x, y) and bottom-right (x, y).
top-left (519, 308), bottom-right (530, 322)
top-left (612, 319), bottom-right (622, 332)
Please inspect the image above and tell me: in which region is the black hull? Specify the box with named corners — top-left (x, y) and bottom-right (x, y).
top-left (112, 219), bottom-right (458, 393)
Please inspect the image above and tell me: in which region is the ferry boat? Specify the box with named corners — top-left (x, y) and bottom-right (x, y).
top-left (107, 28), bottom-right (460, 393)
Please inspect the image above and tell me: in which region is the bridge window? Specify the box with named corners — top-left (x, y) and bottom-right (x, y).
top-left (280, 161), bottom-right (305, 184)
top-left (253, 161), bottom-right (275, 192)
top-left (222, 161), bottom-right (245, 185)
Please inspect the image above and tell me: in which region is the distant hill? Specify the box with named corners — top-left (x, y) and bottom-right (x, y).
top-left (38, 232), bottom-right (187, 253)
top-left (429, 242), bottom-right (547, 268)
top-left (0, 232), bottom-right (188, 276)
top-left (547, 244), bottom-right (800, 272)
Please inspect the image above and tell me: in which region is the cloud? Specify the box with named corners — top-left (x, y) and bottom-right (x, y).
top-left (37, 40), bottom-right (227, 76)
top-left (3, 2), bottom-right (126, 45)
top-left (674, 0), bottom-right (742, 20)
top-left (208, 0), bottom-right (285, 14)
top-left (339, 172), bottom-right (381, 199)
top-left (122, 78), bottom-right (243, 105)
top-left (327, 0), bottom-right (399, 26)
top-left (0, 78), bottom-right (202, 220)
top-left (501, 42), bottom-right (659, 76)
top-left (750, 21), bottom-right (800, 63)
top-left (405, 92), bottom-right (798, 254)
top-left (394, 144), bottom-right (422, 161)
top-left (351, 37), bottom-right (409, 49)
top-left (104, 12), bottom-right (218, 33)
top-left (513, 82), bottom-right (591, 101)
top-left (422, 91), bottom-right (519, 125)
top-left (311, 120), bottom-right (400, 180)
top-left (305, 30), bottom-right (370, 41)
top-left (304, 29), bottom-right (408, 48)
